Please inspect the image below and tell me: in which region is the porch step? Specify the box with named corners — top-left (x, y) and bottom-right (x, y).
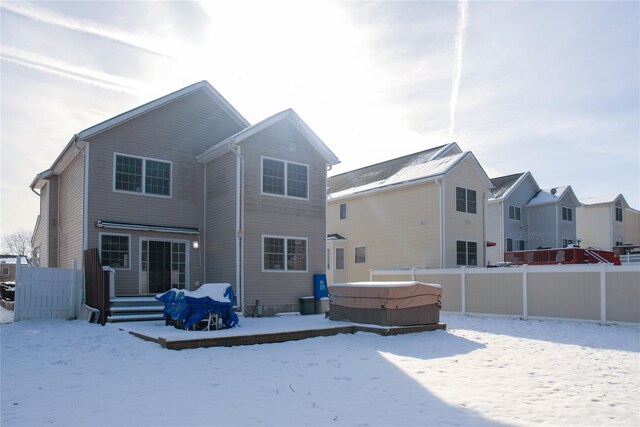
top-left (108, 296), bottom-right (164, 323)
top-left (107, 313), bottom-right (164, 323)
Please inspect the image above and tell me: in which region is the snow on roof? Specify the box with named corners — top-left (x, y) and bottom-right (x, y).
top-left (0, 255), bottom-right (29, 264)
top-left (580, 194), bottom-right (623, 206)
top-left (328, 150), bottom-right (467, 199)
top-left (527, 186), bottom-right (569, 206)
top-left (489, 173), bottom-right (524, 200)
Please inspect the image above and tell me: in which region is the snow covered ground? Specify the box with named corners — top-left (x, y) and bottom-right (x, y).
top-left (1, 306), bottom-right (638, 426)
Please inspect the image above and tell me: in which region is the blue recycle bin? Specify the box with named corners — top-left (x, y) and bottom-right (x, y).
top-left (313, 274), bottom-right (328, 300)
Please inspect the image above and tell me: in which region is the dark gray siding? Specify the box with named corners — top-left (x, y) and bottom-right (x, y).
top-left (241, 119), bottom-right (328, 313)
top-left (205, 151), bottom-right (238, 287)
top-left (85, 90), bottom-right (245, 294)
top-left (503, 177), bottom-right (537, 250)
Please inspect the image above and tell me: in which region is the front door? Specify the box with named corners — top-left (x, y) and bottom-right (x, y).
top-left (141, 239), bottom-right (187, 294)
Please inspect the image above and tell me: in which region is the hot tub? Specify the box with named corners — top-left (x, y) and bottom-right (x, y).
top-left (329, 281), bottom-right (442, 326)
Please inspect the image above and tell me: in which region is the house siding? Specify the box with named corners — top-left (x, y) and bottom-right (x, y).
top-left (85, 90), bottom-right (244, 294)
top-left (503, 179), bottom-right (537, 250)
top-left (528, 205), bottom-right (559, 249)
top-left (204, 151), bottom-right (238, 289)
top-left (58, 152), bottom-right (84, 269)
top-left (328, 183), bottom-right (441, 282)
top-left (48, 176), bottom-right (59, 267)
top-left (32, 182), bottom-right (50, 267)
top-left (443, 157), bottom-right (488, 268)
top-left (240, 119), bottom-right (328, 314)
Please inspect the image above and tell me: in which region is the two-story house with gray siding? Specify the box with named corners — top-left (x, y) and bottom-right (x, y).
top-left (30, 81), bottom-right (339, 316)
top-left (487, 171), bottom-right (581, 263)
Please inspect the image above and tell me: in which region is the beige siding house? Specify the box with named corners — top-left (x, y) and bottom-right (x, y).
top-left (577, 194), bottom-right (638, 249)
top-left (326, 143), bottom-right (493, 284)
top-left (30, 81), bottom-right (339, 315)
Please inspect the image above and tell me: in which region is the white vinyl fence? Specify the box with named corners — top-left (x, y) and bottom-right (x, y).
top-left (370, 264), bottom-right (640, 325)
top-left (14, 259), bottom-right (83, 321)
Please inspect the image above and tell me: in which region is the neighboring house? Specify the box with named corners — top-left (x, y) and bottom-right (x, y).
top-left (577, 194), bottom-right (639, 250)
top-left (326, 143), bottom-right (493, 284)
top-left (487, 173), bottom-right (581, 263)
top-left (0, 255), bottom-right (29, 283)
top-left (526, 186), bottom-right (580, 250)
top-left (486, 172), bottom-right (540, 264)
top-left (30, 81), bottom-right (339, 315)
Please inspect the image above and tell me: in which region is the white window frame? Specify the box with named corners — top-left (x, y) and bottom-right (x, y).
top-left (615, 202), bottom-right (623, 222)
top-left (562, 206), bottom-right (573, 222)
top-left (355, 246), bottom-right (367, 264)
top-left (456, 187), bottom-right (477, 214)
top-left (261, 234), bottom-right (308, 273)
top-left (99, 232), bottom-right (131, 270)
top-left (335, 248), bottom-right (345, 270)
top-left (260, 156), bottom-right (309, 200)
top-left (456, 240), bottom-right (478, 266)
top-left (562, 238), bottom-right (573, 248)
top-left (138, 237), bottom-right (190, 295)
top-left (508, 205), bottom-right (521, 221)
top-left (113, 152), bottom-right (173, 198)
top-left (339, 203), bottom-right (347, 220)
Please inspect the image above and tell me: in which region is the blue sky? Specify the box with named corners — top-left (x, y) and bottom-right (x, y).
top-left (1, 1), bottom-right (638, 238)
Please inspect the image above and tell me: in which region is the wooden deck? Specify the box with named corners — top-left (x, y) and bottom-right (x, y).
top-left (126, 322), bottom-right (447, 350)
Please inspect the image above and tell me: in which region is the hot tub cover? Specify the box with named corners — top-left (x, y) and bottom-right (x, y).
top-left (156, 283), bottom-right (239, 329)
top-left (329, 281), bottom-right (442, 310)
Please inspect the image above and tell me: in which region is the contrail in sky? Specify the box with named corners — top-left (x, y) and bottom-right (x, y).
top-left (449, 0), bottom-right (469, 141)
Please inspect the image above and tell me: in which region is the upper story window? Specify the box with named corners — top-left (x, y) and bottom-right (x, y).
top-left (615, 201), bottom-right (623, 222)
top-left (262, 157), bottom-right (308, 199)
top-left (508, 205), bottom-right (521, 221)
top-left (114, 154), bottom-right (171, 197)
top-left (562, 206), bottom-right (573, 222)
top-left (355, 246), bottom-right (366, 264)
top-left (339, 203), bottom-right (347, 220)
top-left (456, 187), bottom-right (477, 214)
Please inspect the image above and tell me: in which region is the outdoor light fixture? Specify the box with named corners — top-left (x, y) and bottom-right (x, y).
top-left (192, 240), bottom-right (199, 250)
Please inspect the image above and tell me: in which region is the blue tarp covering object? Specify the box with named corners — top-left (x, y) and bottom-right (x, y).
top-left (156, 283), bottom-right (239, 330)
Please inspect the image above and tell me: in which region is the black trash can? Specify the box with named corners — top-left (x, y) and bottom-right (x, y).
top-left (299, 296), bottom-right (315, 315)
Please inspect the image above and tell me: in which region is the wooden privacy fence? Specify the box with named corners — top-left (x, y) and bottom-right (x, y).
top-left (14, 259), bottom-right (82, 321)
top-left (370, 264), bottom-right (640, 324)
top-left (84, 248), bottom-right (110, 325)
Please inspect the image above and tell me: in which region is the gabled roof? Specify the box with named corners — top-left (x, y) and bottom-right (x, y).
top-left (197, 108), bottom-right (340, 166)
top-left (489, 171), bottom-right (541, 201)
top-left (31, 81), bottom-right (250, 191)
top-left (527, 185), bottom-right (580, 207)
top-left (327, 143), bottom-right (489, 200)
top-left (78, 81), bottom-right (249, 140)
top-left (579, 193), bottom-right (628, 208)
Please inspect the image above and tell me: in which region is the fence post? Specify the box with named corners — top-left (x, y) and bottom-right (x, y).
top-left (369, 269), bottom-right (373, 282)
top-left (14, 256), bottom-right (22, 321)
top-left (522, 264), bottom-right (528, 320)
top-left (461, 266), bottom-right (466, 315)
top-left (71, 259), bottom-right (77, 319)
top-left (600, 264), bottom-right (606, 325)
top-left (411, 267), bottom-right (416, 281)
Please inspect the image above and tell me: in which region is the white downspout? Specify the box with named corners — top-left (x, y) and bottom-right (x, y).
top-left (203, 163), bottom-right (207, 282)
top-left (436, 178), bottom-right (445, 268)
top-left (228, 141), bottom-right (245, 314)
top-left (483, 190), bottom-right (489, 267)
